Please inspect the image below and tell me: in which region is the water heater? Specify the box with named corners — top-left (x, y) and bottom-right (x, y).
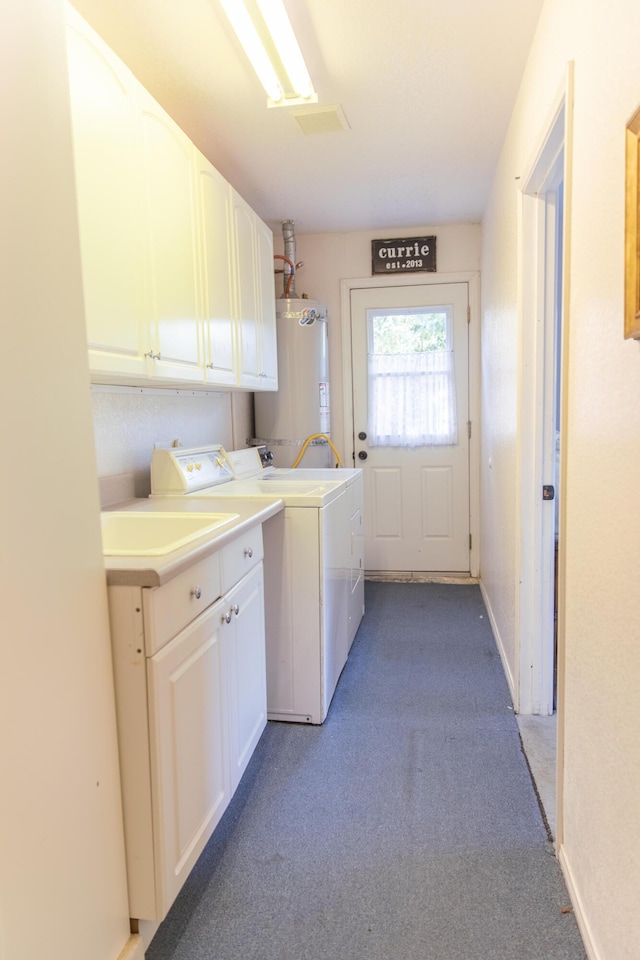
top-left (254, 297), bottom-right (331, 468)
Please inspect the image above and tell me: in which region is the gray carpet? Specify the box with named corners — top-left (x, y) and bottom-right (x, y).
top-left (147, 582), bottom-right (586, 960)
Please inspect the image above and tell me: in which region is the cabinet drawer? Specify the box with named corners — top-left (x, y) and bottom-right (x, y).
top-left (220, 525), bottom-right (263, 593)
top-left (143, 551), bottom-right (221, 655)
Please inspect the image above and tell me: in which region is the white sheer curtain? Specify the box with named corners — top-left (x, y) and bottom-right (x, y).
top-left (368, 349), bottom-right (458, 446)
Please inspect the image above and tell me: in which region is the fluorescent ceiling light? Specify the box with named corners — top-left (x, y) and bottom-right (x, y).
top-left (220, 0), bottom-right (317, 107)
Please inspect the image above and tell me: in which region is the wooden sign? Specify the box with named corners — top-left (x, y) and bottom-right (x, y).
top-left (371, 236), bottom-right (436, 275)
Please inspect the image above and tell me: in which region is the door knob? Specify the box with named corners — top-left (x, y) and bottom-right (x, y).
top-left (358, 451), bottom-right (368, 460)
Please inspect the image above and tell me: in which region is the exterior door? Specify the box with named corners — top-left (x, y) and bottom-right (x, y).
top-left (351, 283), bottom-right (470, 573)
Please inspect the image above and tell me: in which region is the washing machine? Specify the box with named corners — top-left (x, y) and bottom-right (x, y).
top-left (248, 454), bottom-right (365, 652)
top-left (150, 445), bottom-right (354, 723)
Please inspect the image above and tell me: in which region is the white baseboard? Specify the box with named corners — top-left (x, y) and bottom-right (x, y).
top-left (116, 934), bottom-right (145, 960)
top-left (479, 579), bottom-right (516, 706)
top-left (558, 844), bottom-right (601, 960)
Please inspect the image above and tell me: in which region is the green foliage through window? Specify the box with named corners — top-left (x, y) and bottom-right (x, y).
top-left (371, 311), bottom-right (448, 355)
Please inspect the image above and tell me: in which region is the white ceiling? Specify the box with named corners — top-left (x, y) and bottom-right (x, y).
top-left (69, 0), bottom-right (544, 235)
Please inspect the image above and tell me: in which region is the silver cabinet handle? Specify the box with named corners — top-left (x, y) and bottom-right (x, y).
top-left (191, 586), bottom-right (202, 600)
top-left (222, 605), bottom-right (239, 624)
top-left (244, 547), bottom-right (253, 558)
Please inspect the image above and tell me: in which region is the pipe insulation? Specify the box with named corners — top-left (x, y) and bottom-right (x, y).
top-left (281, 219), bottom-right (297, 298)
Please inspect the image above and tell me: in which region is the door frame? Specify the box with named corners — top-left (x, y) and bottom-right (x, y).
top-left (516, 63), bottom-right (573, 844)
top-left (340, 271), bottom-right (481, 578)
top-left (516, 65), bottom-right (573, 707)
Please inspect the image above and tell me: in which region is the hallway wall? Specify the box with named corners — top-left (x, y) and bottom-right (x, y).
top-left (273, 224), bottom-right (481, 463)
top-left (480, 1), bottom-right (640, 957)
top-left (1, 1), bottom-right (134, 958)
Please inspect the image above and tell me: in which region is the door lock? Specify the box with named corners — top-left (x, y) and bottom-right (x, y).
top-left (358, 431), bottom-right (367, 441)
top-left (543, 485), bottom-right (555, 501)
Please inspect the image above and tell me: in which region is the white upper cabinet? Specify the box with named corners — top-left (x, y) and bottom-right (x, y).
top-left (65, 6), bottom-right (276, 391)
top-left (232, 191), bottom-right (278, 391)
top-left (196, 155), bottom-right (237, 387)
top-left (138, 92), bottom-right (202, 382)
top-left (232, 191), bottom-right (261, 389)
top-left (254, 216), bottom-right (278, 390)
top-left (66, 7), bottom-right (147, 381)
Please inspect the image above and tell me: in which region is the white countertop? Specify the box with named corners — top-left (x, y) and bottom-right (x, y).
top-left (103, 496), bottom-right (283, 587)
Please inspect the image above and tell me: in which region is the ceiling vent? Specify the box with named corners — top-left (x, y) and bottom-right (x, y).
top-left (290, 103), bottom-right (350, 136)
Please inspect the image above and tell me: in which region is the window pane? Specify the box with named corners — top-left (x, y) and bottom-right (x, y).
top-left (370, 309), bottom-right (449, 355)
top-left (367, 306), bottom-right (457, 447)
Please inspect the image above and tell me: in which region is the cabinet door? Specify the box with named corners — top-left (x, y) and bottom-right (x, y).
top-left (66, 9), bottom-right (148, 380)
top-left (225, 564), bottom-right (267, 791)
top-left (196, 153), bottom-right (237, 386)
top-left (231, 191), bottom-right (261, 388)
top-left (147, 599), bottom-right (231, 917)
top-left (255, 216), bottom-right (278, 390)
top-left (140, 92), bottom-right (202, 382)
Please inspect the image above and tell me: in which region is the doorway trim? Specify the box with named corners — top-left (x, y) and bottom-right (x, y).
top-left (340, 271), bottom-right (480, 578)
top-left (516, 63), bottom-right (573, 842)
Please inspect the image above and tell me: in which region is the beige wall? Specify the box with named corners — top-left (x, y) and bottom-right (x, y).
top-left (481, 1), bottom-right (640, 956)
top-left (0, 9), bottom-right (252, 957)
top-left (273, 224), bottom-right (481, 460)
top-left (92, 389), bottom-right (254, 498)
top-left (0, 1), bottom-right (134, 958)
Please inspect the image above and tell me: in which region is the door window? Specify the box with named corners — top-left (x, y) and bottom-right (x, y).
top-left (366, 307), bottom-right (457, 446)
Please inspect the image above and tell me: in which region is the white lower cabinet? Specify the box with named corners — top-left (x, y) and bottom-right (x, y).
top-left (148, 596), bottom-right (231, 914)
top-left (224, 565), bottom-right (267, 791)
top-left (108, 527), bottom-right (266, 922)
